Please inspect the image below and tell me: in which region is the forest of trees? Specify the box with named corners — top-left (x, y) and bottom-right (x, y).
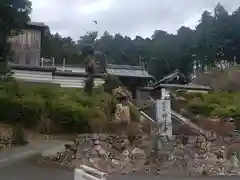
top-left (1, 2), bottom-right (240, 80)
top-left (41, 3), bottom-right (240, 80)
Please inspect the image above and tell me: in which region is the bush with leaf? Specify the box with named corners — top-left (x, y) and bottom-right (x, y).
top-left (0, 81), bottom-right (114, 133)
top-left (185, 91), bottom-right (240, 118)
top-left (11, 123), bottom-right (28, 146)
top-left (186, 98), bottom-right (211, 116)
top-left (103, 74), bottom-right (121, 93)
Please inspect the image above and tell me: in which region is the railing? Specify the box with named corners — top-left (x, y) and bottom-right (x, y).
top-left (74, 165), bottom-right (107, 180)
top-left (148, 96), bottom-right (211, 138)
top-left (129, 96), bottom-right (213, 139)
top-left (127, 101), bottom-right (156, 124)
top-left (171, 110), bottom-right (209, 138)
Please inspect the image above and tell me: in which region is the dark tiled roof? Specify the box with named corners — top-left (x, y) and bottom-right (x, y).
top-left (27, 22), bottom-right (46, 27)
top-left (53, 71), bottom-right (104, 78)
top-left (153, 70), bottom-right (191, 87)
top-left (155, 83), bottom-right (212, 91)
top-left (107, 64), bottom-right (144, 70)
top-left (138, 83), bottom-right (212, 91)
top-left (106, 64), bottom-right (153, 78)
top-left (9, 64), bottom-right (56, 72)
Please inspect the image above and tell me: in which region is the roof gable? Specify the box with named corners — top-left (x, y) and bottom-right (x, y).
top-left (153, 70), bottom-right (190, 87)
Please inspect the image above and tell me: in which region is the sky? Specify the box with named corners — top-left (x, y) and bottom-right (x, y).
top-left (30, 0), bottom-right (240, 40)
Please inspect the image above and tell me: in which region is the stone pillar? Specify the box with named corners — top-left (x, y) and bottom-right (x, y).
top-left (155, 88), bottom-right (172, 138)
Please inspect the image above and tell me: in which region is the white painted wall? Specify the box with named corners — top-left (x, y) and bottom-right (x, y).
top-left (55, 66), bottom-right (85, 73)
top-left (53, 76), bottom-right (85, 88)
top-left (12, 69), bottom-right (105, 88)
top-left (187, 90), bottom-right (208, 93)
top-left (12, 70), bottom-right (52, 83)
top-left (95, 78), bottom-right (105, 86)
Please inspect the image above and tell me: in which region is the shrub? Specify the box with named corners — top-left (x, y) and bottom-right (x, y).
top-left (0, 81), bottom-right (116, 133)
top-left (183, 91), bottom-right (240, 118)
top-left (103, 74), bottom-right (121, 93)
top-left (11, 123), bottom-right (28, 146)
top-left (129, 103), bottom-right (141, 122)
top-left (87, 107), bottom-right (108, 133)
top-left (182, 92), bottom-right (204, 100)
top-left (186, 99), bottom-right (212, 116)
top-left (50, 95), bottom-right (90, 133)
top-left (19, 94), bottom-right (45, 127)
top-left (0, 90), bottom-right (12, 121)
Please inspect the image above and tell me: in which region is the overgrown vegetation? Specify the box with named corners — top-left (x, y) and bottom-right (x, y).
top-left (11, 123), bottom-right (28, 146)
top-left (177, 91), bottom-right (240, 119)
top-left (0, 78), bottom-right (142, 134)
top-left (0, 80), bottom-right (116, 134)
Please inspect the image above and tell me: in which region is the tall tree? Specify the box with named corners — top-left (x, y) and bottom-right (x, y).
top-left (41, 3), bottom-right (240, 80)
top-left (195, 11), bottom-right (216, 69)
top-left (0, 0), bottom-right (31, 73)
top-left (232, 7), bottom-right (240, 63)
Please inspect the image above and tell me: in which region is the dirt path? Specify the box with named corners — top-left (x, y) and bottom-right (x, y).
top-left (0, 140), bottom-right (70, 169)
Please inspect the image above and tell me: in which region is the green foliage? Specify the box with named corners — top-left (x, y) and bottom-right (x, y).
top-left (187, 98), bottom-right (212, 116)
top-left (185, 92), bottom-right (240, 118)
top-left (41, 3), bottom-right (240, 79)
top-left (0, 81), bottom-right (114, 133)
top-left (50, 96), bottom-right (89, 132)
top-left (103, 74), bottom-right (121, 94)
top-left (129, 103), bottom-right (141, 122)
top-left (0, 0), bottom-right (31, 72)
top-left (84, 76), bottom-right (94, 96)
top-left (11, 123), bottom-right (28, 146)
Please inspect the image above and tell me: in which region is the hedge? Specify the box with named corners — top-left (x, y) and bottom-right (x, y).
top-left (182, 91), bottom-right (240, 118)
top-left (0, 80), bottom-right (114, 133)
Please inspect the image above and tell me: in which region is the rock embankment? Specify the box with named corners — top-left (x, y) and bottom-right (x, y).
top-left (43, 134), bottom-right (240, 176)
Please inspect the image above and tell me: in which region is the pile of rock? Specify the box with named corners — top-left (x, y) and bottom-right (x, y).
top-left (0, 136), bottom-right (13, 148)
top-left (44, 134), bottom-right (155, 174)
top-left (43, 134), bottom-right (240, 176)
top-left (168, 136), bottom-right (240, 176)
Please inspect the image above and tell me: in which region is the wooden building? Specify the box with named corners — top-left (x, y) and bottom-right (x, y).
top-left (153, 70), bottom-right (191, 86)
top-left (9, 22), bottom-right (47, 66)
top-left (106, 64), bottom-right (154, 98)
top-left (10, 64), bottom-right (104, 88)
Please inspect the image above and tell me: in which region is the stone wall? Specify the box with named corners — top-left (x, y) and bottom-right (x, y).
top-left (42, 133), bottom-right (240, 176)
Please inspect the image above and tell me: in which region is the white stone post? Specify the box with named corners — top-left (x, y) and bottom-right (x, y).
top-left (155, 88), bottom-right (172, 139)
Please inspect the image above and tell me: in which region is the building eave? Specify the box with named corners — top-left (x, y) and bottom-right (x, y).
top-left (154, 83), bottom-right (212, 91)
top-left (9, 64), bottom-right (56, 72)
top-left (53, 71), bottom-right (104, 78)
